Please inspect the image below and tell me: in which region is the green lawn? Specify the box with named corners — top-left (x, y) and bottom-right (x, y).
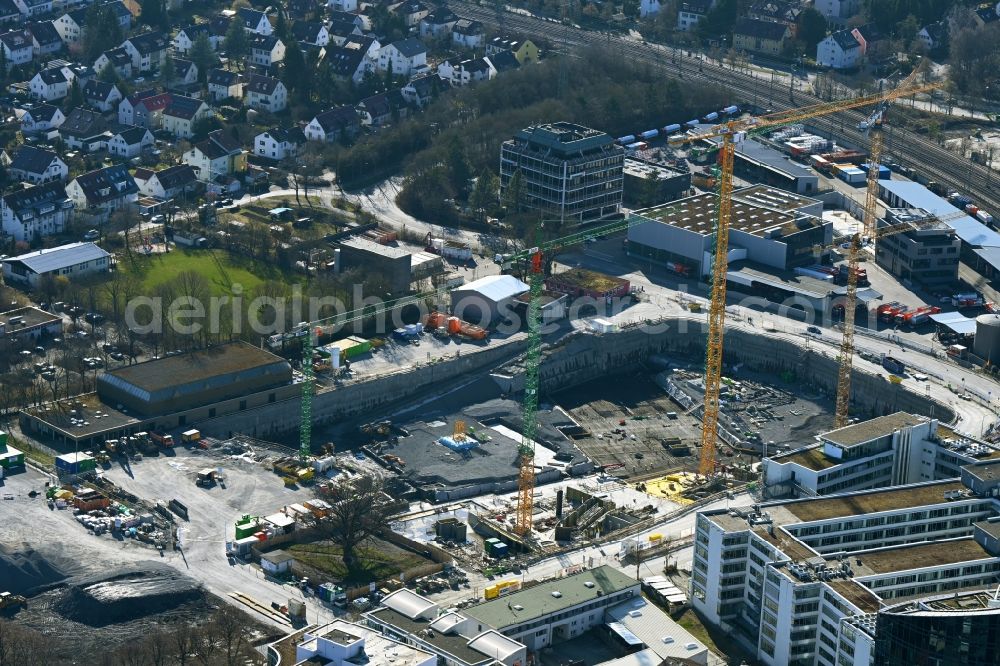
top-left (287, 538), bottom-right (427, 584)
top-left (121, 249), bottom-right (297, 297)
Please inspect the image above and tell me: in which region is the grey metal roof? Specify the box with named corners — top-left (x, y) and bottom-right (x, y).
top-left (5, 242), bottom-right (110, 275)
top-left (878, 181), bottom-right (1000, 248)
top-left (8, 145), bottom-right (61, 175)
top-left (390, 37), bottom-right (426, 58)
top-left (928, 311), bottom-right (978, 335)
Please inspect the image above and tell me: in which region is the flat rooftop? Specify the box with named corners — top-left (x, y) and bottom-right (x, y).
top-left (340, 237), bottom-right (410, 259)
top-left (780, 480), bottom-right (967, 523)
top-left (775, 445), bottom-right (837, 471)
top-left (463, 565), bottom-right (638, 630)
top-left (974, 519), bottom-right (1000, 540)
top-left (964, 460), bottom-right (1000, 483)
top-left (366, 607), bottom-right (488, 666)
top-left (26, 392), bottom-right (139, 440)
top-left (103, 342), bottom-right (286, 395)
top-left (838, 538), bottom-right (993, 577)
top-left (821, 412), bottom-right (926, 448)
top-left (826, 579), bottom-right (881, 613)
top-left (634, 193), bottom-right (818, 238)
top-left (734, 185), bottom-right (818, 212)
top-left (0, 306), bottom-right (61, 330)
top-left (623, 158), bottom-right (685, 180)
top-left (547, 268), bottom-right (628, 293)
top-left (911, 589), bottom-right (1000, 612)
top-left (727, 264), bottom-right (832, 300)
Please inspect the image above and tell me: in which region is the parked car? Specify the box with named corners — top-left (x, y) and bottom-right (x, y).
top-left (83, 229), bottom-right (99, 241)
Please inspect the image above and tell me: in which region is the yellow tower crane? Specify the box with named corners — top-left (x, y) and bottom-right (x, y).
top-left (835, 64), bottom-right (939, 426)
top-left (671, 77), bottom-right (938, 475)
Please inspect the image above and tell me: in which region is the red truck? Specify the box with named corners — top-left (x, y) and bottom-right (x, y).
top-left (149, 431), bottom-right (174, 448)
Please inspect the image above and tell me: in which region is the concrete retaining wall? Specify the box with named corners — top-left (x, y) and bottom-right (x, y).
top-left (528, 319), bottom-right (954, 424)
top-left (197, 340), bottom-right (528, 440)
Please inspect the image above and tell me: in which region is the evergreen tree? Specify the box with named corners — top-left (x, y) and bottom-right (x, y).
top-left (97, 62), bottom-right (119, 82)
top-left (282, 39), bottom-right (307, 96)
top-left (189, 33), bottom-right (216, 83)
top-left (274, 9), bottom-right (288, 41)
top-left (140, 0), bottom-right (166, 31)
top-left (83, 5), bottom-right (124, 62)
top-left (223, 18), bottom-right (249, 66)
top-left (160, 55), bottom-right (175, 83)
top-left (65, 78), bottom-right (83, 110)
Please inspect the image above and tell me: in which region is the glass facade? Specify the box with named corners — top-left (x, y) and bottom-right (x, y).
top-left (874, 604), bottom-right (1000, 665)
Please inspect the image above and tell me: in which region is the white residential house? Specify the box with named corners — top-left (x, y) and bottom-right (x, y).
top-left (161, 95), bottom-right (212, 139)
top-left (451, 18), bottom-right (484, 48)
top-left (356, 90), bottom-right (407, 126)
top-left (118, 91), bottom-right (171, 128)
top-left (290, 21), bottom-right (329, 46)
top-left (15, 104), bottom-right (64, 134)
top-left (94, 46), bottom-right (133, 79)
top-left (437, 57), bottom-right (495, 87)
top-left (54, 10), bottom-right (85, 44)
top-left (401, 73), bottom-right (437, 108)
top-left (918, 21), bottom-right (948, 50)
top-left (237, 7), bottom-right (272, 35)
top-left (815, 0), bottom-right (861, 23)
top-left (677, 0), bottom-right (712, 30)
top-left (249, 34), bottom-right (285, 68)
top-left (324, 37), bottom-right (375, 85)
top-left (2, 145), bottom-right (68, 183)
top-left (326, 18), bottom-right (363, 46)
top-left (29, 65), bottom-right (74, 101)
top-left (66, 164), bottom-right (139, 214)
top-left (816, 29), bottom-right (861, 69)
top-left (0, 29), bottom-right (35, 68)
top-left (375, 37), bottom-right (427, 77)
top-left (326, 0), bottom-right (358, 13)
top-left (106, 125), bottom-right (154, 158)
top-left (639, 0), bottom-right (660, 16)
top-left (132, 164), bottom-right (198, 199)
top-left (391, 1), bottom-right (430, 28)
top-left (12, 0), bottom-right (51, 18)
top-left (254, 127), bottom-right (305, 161)
top-left (245, 74), bottom-right (287, 112)
top-left (82, 80), bottom-right (122, 112)
top-left (182, 129), bottom-right (246, 183)
top-left (207, 68), bottom-right (243, 101)
top-left (0, 181), bottom-right (74, 242)
top-left (304, 107), bottom-right (361, 142)
top-left (172, 24), bottom-right (212, 55)
top-left (27, 20), bottom-right (62, 56)
top-left (419, 6), bottom-right (458, 39)
top-left (171, 58), bottom-right (199, 85)
top-left (121, 31), bottom-right (169, 73)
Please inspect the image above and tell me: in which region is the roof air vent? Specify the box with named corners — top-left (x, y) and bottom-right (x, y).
top-left (551, 591), bottom-right (562, 598)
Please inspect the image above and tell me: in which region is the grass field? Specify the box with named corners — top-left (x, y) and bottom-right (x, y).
top-left (287, 537), bottom-right (427, 584)
top-left (121, 249), bottom-right (297, 296)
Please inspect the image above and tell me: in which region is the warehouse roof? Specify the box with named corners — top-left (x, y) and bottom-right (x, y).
top-left (634, 192), bottom-right (819, 238)
top-left (464, 565), bottom-right (637, 630)
top-left (878, 181), bottom-right (1000, 247)
top-left (701, 134), bottom-right (816, 181)
top-left (734, 184), bottom-right (818, 212)
top-left (727, 265), bottom-right (831, 299)
top-left (929, 311), bottom-right (978, 336)
top-left (821, 412), bottom-right (926, 448)
top-left (453, 274), bottom-right (529, 302)
top-left (101, 342), bottom-right (288, 395)
top-left (605, 597), bottom-right (707, 662)
top-left (0, 306), bottom-right (60, 330)
top-left (3, 242), bottom-right (109, 275)
top-left (340, 236), bottom-right (410, 258)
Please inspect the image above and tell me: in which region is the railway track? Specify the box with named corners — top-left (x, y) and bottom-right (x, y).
top-left (454, 1), bottom-right (1000, 216)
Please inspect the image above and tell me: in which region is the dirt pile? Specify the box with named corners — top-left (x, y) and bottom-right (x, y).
top-left (55, 562), bottom-right (204, 626)
top-left (0, 543), bottom-right (71, 594)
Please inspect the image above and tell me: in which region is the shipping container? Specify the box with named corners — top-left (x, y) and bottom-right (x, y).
top-left (55, 452), bottom-right (96, 475)
top-left (235, 514), bottom-right (260, 539)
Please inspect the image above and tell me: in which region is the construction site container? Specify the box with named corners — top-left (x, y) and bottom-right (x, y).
top-left (55, 452), bottom-right (96, 475)
top-left (235, 515), bottom-right (260, 539)
top-left (861, 163), bottom-right (891, 179)
top-left (313, 456), bottom-right (336, 473)
top-left (838, 167), bottom-right (866, 185)
top-left (340, 336), bottom-right (371, 359)
top-left (181, 429), bottom-right (201, 443)
top-left (232, 536), bottom-right (258, 556)
top-left (484, 580), bottom-right (520, 599)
